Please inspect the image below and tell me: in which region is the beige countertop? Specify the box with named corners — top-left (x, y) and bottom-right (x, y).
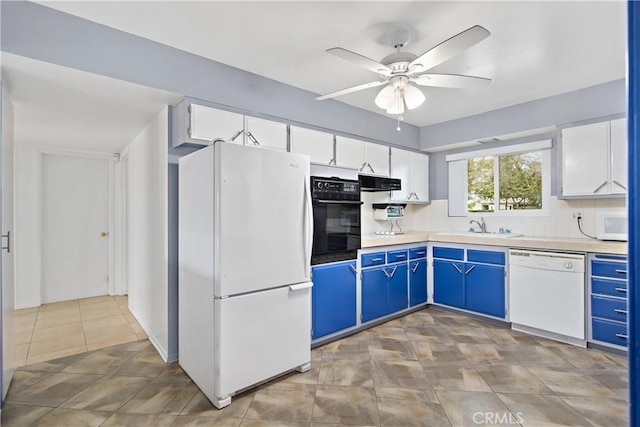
top-left (361, 231), bottom-right (627, 255)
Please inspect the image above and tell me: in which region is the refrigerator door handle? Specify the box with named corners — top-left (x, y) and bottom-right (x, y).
top-left (303, 175), bottom-right (313, 278)
top-left (289, 282), bottom-right (313, 291)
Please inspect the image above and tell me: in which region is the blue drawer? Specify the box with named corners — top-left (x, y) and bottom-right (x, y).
top-left (591, 295), bottom-right (627, 322)
top-left (592, 278), bottom-right (628, 298)
top-left (361, 252), bottom-right (385, 268)
top-left (592, 318), bottom-right (628, 346)
top-left (433, 246), bottom-right (464, 261)
top-left (591, 260), bottom-right (628, 279)
top-left (409, 246), bottom-right (427, 259)
top-left (467, 250), bottom-right (505, 265)
top-left (387, 249), bottom-right (408, 263)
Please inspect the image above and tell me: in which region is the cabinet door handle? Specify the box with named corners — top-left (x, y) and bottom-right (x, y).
top-left (229, 129), bottom-right (244, 142)
top-left (615, 333), bottom-right (628, 340)
top-left (388, 266), bottom-right (397, 278)
top-left (452, 263), bottom-right (463, 274)
top-left (612, 180), bottom-right (627, 191)
top-left (614, 308), bottom-right (627, 315)
top-left (416, 251), bottom-right (425, 256)
top-left (592, 180), bottom-right (608, 193)
top-left (371, 257), bottom-right (383, 262)
top-left (349, 264), bottom-right (357, 274)
top-left (395, 254), bottom-right (406, 259)
top-left (464, 265), bottom-right (476, 275)
top-left (615, 269), bottom-right (627, 275)
top-left (246, 131), bottom-right (260, 146)
top-left (615, 287), bottom-right (628, 293)
top-left (1, 231), bottom-right (9, 253)
top-left (411, 262), bottom-right (420, 273)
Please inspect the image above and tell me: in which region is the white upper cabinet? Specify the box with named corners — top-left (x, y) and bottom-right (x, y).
top-left (610, 118), bottom-right (628, 194)
top-left (245, 116), bottom-right (287, 151)
top-left (190, 104), bottom-right (244, 144)
top-left (290, 126), bottom-right (334, 165)
top-left (366, 143), bottom-right (390, 177)
top-left (561, 119), bottom-right (626, 197)
top-left (390, 148), bottom-right (429, 203)
top-left (335, 137), bottom-right (390, 175)
top-left (335, 136), bottom-right (365, 170)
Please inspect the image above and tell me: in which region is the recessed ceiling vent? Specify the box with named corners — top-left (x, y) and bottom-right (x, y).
top-left (478, 137), bottom-right (501, 144)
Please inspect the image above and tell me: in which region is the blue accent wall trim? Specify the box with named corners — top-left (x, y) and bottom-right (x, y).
top-left (0, 1), bottom-right (419, 148)
top-left (628, 1), bottom-right (639, 425)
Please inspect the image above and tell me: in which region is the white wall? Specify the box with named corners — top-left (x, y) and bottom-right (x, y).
top-left (125, 106), bottom-right (174, 362)
top-left (13, 146), bottom-right (40, 309)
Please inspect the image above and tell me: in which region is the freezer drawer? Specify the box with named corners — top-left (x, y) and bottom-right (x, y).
top-left (214, 283), bottom-right (311, 398)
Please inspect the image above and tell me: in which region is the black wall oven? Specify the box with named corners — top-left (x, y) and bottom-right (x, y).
top-left (311, 176), bottom-right (362, 265)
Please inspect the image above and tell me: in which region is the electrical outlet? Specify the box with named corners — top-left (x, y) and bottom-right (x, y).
top-left (572, 211), bottom-right (583, 219)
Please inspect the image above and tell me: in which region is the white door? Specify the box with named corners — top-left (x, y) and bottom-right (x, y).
top-left (335, 136), bottom-right (366, 170)
top-left (610, 118), bottom-right (628, 194)
top-left (366, 142), bottom-right (390, 176)
top-left (561, 122), bottom-right (609, 196)
top-left (290, 126), bottom-right (334, 165)
top-left (190, 104), bottom-right (244, 143)
top-left (1, 83), bottom-right (15, 400)
top-left (215, 143), bottom-right (311, 296)
top-left (411, 151), bottom-right (430, 202)
top-left (245, 116), bottom-right (287, 151)
top-left (41, 153), bottom-right (111, 303)
top-left (390, 147), bottom-right (412, 201)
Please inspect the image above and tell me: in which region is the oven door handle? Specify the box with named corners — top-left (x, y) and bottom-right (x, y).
top-left (313, 200), bottom-right (364, 205)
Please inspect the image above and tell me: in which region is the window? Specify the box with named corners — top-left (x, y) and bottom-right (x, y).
top-left (447, 140), bottom-right (551, 217)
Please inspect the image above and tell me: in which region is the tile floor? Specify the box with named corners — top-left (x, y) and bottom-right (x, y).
top-left (2, 308), bottom-right (629, 426)
top-left (14, 295), bottom-right (147, 367)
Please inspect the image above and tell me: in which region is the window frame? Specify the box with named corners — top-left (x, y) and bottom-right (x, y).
top-left (446, 140), bottom-right (552, 218)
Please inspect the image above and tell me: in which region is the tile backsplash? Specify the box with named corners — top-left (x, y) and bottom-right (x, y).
top-left (361, 194), bottom-right (626, 239)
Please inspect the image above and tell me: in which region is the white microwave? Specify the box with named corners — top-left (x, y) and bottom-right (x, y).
top-left (596, 211), bottom-right (628, 241)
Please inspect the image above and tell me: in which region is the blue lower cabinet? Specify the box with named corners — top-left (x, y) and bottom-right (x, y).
top-left (311, 261), bottom-right (357, 339)
top-left (362, 266), bottom-right (389, 322)
top-left (464, 263), bottom-right (505, 318)
top-left (409, 259), bottom-right (427, 306)
top-left (387, 263), bottom-right (409, 313)
top-left (433, 260), bottom-right (464, 309)
top-left (592, 318), bottom-right (628, 346)
top-left (433, 247), bottom-right (506, 318)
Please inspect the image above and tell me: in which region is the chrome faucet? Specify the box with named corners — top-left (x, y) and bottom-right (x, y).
top-left (469, 217), bottom-right (486, 233)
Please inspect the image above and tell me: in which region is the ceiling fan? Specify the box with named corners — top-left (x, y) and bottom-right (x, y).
top-left (316, 25), bottom-right (492, 126)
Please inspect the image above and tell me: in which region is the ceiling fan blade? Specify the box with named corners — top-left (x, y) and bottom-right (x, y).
top-left (408, 25), bottom-right (490, 72)
top-left (327, 47), bottom-right (392, 76)
top-left (316, 80), bottom-right (387, 101)
top-left (411, 73), bottom-right (491, 89)
top-left (403, 84), bottom-right (426, 110)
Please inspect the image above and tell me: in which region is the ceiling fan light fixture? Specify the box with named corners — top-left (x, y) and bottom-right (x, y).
top-left (403, 84), bottom-right (426, 110)
top-left (385, 87), bottom-right (405, 115)
top-left (375, 84), bottom-right (394, 109)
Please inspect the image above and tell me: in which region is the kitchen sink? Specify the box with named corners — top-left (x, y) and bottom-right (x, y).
top-left (436, 231), bottom-right (523, 238)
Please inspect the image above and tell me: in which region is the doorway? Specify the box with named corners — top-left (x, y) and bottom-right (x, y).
top-left (40, 151), bottom-right (114, 303)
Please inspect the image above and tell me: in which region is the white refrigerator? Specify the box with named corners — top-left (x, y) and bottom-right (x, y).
top-left (178, 141), bottom-right (313, 409)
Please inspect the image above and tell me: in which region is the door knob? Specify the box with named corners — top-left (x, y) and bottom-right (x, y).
top-left (100, 232), bottom-right (108, 237)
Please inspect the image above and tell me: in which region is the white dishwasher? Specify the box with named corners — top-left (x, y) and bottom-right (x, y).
top-left (509, 250), bottom-right (586, 346)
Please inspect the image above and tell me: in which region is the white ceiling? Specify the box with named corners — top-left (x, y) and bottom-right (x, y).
top-left (35, 0), bottom-right (626, 127)
top-left (1, 53), bottom-right (181, 152)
